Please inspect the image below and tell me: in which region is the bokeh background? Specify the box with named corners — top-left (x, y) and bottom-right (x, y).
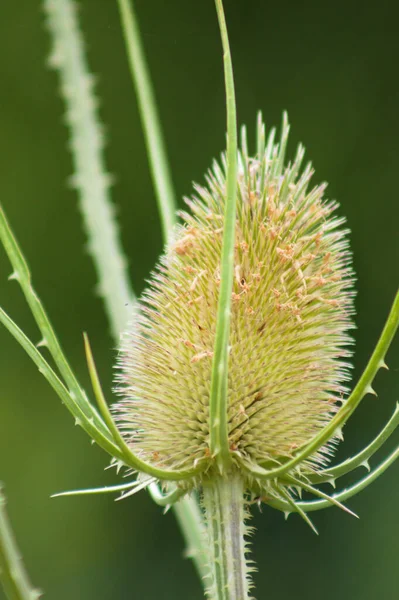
top-left (1, 0), bottom-right (398, 598)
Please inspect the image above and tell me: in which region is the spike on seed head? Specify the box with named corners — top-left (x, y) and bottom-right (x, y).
top-left (113, 116), bottom-right (355, 500)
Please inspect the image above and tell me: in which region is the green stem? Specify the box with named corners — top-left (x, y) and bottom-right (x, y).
top-left (117, 0), bottom-right (178, 245)
top-left (0, 487), bottom-right (41, 600)
top-left (202, 474), bottom-right (251, 600)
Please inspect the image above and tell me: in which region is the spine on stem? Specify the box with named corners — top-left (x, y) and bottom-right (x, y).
top-left (202, 474), bottom-right (252, 600)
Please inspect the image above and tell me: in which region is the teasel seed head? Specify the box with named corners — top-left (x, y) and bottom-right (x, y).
top-left (114, 115), bottom-right (355, 499)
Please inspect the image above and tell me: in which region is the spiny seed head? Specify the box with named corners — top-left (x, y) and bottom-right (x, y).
top-left (114, 115), bottom-right (355, 495)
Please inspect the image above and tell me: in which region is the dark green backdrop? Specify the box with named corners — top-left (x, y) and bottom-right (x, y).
top-left (0, 1), bottom-right (398, 598)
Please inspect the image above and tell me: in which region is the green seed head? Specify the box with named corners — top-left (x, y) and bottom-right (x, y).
top-left (114, 116), bottom-right (354, 493)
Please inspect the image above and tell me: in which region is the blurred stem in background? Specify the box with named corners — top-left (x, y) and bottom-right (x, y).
top-left (44, 0), bottom-right (208, 585)
top-left (0, 487), bottom-right (41, 600)
top-left (44, 0), bottom-right (135, 341)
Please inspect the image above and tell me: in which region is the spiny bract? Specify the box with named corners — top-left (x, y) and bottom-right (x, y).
top-left (114, 115), bottom-right (355, 499)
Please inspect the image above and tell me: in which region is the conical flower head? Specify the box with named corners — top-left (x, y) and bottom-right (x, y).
top-left (115, 116), bottom-right (354, 489)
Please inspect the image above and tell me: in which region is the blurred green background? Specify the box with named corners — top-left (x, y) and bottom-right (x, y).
top-left (0, 0), bottom-right (398, 598)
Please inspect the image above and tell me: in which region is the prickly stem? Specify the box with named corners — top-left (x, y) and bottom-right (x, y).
top-left (202, 474), bottom-right (252, 600)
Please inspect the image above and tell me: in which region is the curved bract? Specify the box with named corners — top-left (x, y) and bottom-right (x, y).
top-left (311, 400), bottom-right (399, 484)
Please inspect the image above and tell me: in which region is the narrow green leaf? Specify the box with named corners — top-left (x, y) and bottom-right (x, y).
top-left (283, 474), bottom-right (358, 518)
top-left (51, 480), bottom-right (139, 498)
top-left (0, 308), bottom-right (123, 460)
top-left (209, 0), bottom-right (238, 468)
top-left (270, 439), bottom-right (399, 514)
top-left (0, 307), bottom-right (124, 462)
top-left (275, 483), bottom-right (318, 535)
top-left (0, 205), bottom-right (110, 441)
